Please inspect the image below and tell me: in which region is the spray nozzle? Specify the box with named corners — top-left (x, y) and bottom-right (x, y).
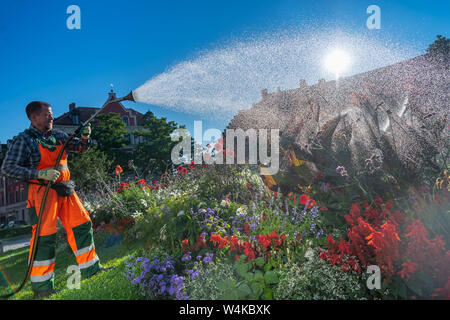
top-left (110, 90), bottom-right (136, 103)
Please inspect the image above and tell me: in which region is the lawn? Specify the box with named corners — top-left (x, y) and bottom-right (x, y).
top-left (0, 233), bottom-right (143, 300)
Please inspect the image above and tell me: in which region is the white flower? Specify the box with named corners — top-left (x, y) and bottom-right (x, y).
top-left (177, 210), bottom-right (185, 217)
top-left (236, 207), bottom-right (247, 217)
top-left (304, 248), bottom-right (315, 261)
top-left (131, 211), bottom-right (142, 219)
top-left (140, 199), bottom-right (148, 208)
top-left (220, 199), bottom-right (230, 207)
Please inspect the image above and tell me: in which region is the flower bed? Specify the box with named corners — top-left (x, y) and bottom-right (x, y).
top-left (84, 162), bottom-right (449, 300)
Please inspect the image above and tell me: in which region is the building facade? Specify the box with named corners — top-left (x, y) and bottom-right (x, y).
top-left (0, 143), bottom-right (28, 225)
top-left (53, 89), bottom-right (146, 151)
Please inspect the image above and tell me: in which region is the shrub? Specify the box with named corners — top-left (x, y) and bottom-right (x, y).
top-left (274, 250), bottom-right (368, 300)
top-left (184, 261), bottom-right (238, 300)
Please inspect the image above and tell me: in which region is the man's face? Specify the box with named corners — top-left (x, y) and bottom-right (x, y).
top-left (31, 105), bottom-right (53, 133)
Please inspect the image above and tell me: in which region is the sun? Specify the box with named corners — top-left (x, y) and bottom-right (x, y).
top-left (324, 49), bottom-right (351, 77)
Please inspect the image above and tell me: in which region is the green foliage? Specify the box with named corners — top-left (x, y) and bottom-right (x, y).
top-left (274, 250), bottom-right (369, 300)
top-left (426, 35), bottom-right (449, 65)
top-left (68, 146), bottom-right (113, 192)
top-left (132, 111), bottom-right (182, 177)
top-left (91, 113), bottom-right (129, 166)
top-left (216, 255), bottom-right (279, 300)
top-left (185, 261), bottom-right (238, 300)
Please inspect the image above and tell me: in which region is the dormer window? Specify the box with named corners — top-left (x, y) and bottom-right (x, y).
top-left (72, 114), bottom-right (79, 125)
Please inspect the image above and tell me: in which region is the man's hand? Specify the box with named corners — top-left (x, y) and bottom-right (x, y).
top-left (81, 123), bottom-right (91, 139)
top-left (37, 169), bottom-right (60, 183)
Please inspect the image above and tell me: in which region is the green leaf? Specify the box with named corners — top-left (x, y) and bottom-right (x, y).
top-left (218, 291), bottom-right (239, 300)
top-left (264, 271), bottom-right (279, 284)
top-left (404, 279), bottom-right (423, 298)
top-left (217, 279), bottom-right (235, 291)
top-left (253, 270), bottom-right (264, 282)
top-left (250, 282), bottom-right (263, 298)
top-left (244, 272), bottom-right (254, 281)
top-left (254, 257), bottom-right (265, 268)
top-left (236, 283), bottom-right (252, 298)
top-left (397, 281), bottom-right (408, 299)
top-left (264, 288), bottom-right (274, 300)
top-left (235, 263), bottom-right (249, 278)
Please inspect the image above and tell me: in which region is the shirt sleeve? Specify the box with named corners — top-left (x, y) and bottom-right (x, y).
top-left (0, 135), bottom-right (39, 181)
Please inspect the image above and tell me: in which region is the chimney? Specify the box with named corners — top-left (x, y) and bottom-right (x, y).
top-left (69, 102), bottom-right (76, 112)
top-left (261, 89), bottom-right (268, 99)
top-left (299, 79), bottom-right (307, 89)
top-left (318, 78), bottom-right (326, 87)
top-left (108, 88), bottom-right (117, 101)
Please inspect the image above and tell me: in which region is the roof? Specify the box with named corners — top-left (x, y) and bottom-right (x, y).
top-left (54, 91), bottom-right (146, 127)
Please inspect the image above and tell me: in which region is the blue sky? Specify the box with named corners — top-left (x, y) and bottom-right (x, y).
top-left (0, 0), bottom-right (448, 143)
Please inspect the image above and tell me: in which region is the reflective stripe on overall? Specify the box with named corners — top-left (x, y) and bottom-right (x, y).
top-left (27, 137), bottom-right (100, 292)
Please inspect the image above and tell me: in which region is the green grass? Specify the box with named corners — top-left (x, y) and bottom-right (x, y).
top-left (0, 233), bottom-right (145, 300)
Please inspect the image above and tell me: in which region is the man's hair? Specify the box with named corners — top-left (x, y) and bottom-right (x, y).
top-left (26, 101), bottom-right (50, 119)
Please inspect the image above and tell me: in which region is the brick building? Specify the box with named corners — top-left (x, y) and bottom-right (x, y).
top-left (0, 143), bottom-right (28, 225)
top-left (53, 89), bottom-right (146, 151)
top-left (0, 89), bottom-right (146, 225)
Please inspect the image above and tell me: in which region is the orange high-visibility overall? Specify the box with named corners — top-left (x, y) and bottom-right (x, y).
top-left (26, 139), bottom-right (100, 292)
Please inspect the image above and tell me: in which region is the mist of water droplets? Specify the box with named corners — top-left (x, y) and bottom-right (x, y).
top-left (134, 28), bottom-right (419, 119)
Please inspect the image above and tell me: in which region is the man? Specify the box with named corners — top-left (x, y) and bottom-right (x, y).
top-left (1, 101), bottom-right (106, 299)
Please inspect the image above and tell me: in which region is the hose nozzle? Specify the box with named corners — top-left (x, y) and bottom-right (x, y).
top-left (110, 90), bottom-right (136, 103)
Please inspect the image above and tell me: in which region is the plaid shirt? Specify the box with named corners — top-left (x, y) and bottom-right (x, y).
top-left (1, 125), bottom-right (90, 181)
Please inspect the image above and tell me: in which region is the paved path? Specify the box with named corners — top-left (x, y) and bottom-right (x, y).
top-left (0, 237), bottom-right (31, 253)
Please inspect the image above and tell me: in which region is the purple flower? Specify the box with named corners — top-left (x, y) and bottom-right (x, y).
top-left (181, 252), bottom-right (192, 262)
top-left (191, 270), bottom-right (200, 279)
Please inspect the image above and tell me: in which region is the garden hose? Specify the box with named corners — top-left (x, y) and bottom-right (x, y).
top-left (0, 139), bottom-right (70, 299)
top-left (0, 94), bottom-right (130, 299)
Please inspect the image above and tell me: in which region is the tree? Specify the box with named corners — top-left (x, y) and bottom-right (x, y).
top-left (90, 112), bottom-right (129, 167)
top-left (426, 35), bottom-right (449, 66)
top-left (132, 111), bottom-right (183, 178)
top-left (68, 146), bottom-right (113, 192)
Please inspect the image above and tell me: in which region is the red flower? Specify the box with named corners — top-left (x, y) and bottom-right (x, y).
top-left (115, 164), bottom-right (123, 175)
top-left (243, 222), bottom-right (250, 234)
top-left (181, 238), bottom-right (189, 253)
top-left (299, 194), bottom-right (309, 205)
top-left (306, 199), bottom-right (317, 209)
top-left (243, 242), bottom-right (256, 261)
top-left (195, 235), bottom-right (206, 250)
top-left (214, 143), bottom-right (223, 152)
top-left (136, 179), bottom-right (146, 186)
top-left (116, 182), bottom-right (130, 193)
top-left (399, 259), bottom-right (420, 279)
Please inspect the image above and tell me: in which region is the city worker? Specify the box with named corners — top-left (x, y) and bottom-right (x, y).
top-left (1, 101), bottom-right (108, 298)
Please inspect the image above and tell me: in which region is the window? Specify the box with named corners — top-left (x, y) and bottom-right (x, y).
top-left (72, 114), bottom-right (79, 125)
top-left (123, 116), bottom-right (129, 126)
